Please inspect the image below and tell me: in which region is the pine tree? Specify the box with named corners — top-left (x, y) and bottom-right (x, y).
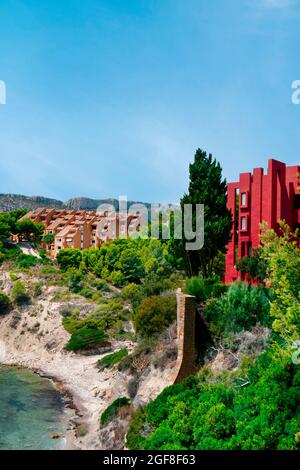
top-left (181, 149), bottom-right (232, 277)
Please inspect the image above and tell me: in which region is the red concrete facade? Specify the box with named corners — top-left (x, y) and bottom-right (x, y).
top-left (225, 159), bottom-right (300, 284)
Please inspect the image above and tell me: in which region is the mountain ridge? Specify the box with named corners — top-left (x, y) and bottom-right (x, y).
top-left (0, 193), bottom-right (151, 212)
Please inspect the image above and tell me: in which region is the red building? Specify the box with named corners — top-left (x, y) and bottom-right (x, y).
top-left (225, 159), bottom-right (300, 284)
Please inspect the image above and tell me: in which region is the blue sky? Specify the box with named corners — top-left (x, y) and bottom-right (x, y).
top-left (0, 0), bottom-right (300, 202)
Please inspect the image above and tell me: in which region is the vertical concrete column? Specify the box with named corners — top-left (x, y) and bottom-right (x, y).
top-left (173, 289), bottom-right (196, 384)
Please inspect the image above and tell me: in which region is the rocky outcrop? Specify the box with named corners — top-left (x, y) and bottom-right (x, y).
top-left (0, 193), bottom-right (150, 212)
top-left (0, 194), bottom-right (64, 212)
top-left (64, 197), bottom-right (119, 211)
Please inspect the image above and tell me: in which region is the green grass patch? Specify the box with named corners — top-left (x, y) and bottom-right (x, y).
top-left (65, 328), bottom-right (107, 352)
top-left (100, 397), bottom-right (130, 425)
top-left (97, 348), bottom-right (128, 369)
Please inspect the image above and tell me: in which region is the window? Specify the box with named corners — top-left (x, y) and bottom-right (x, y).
top-left (294, 195), bottom-right (300, 209)
top-left (241, 192), bottom-right (247, 207)
top-left (294, 222), bottom-right (300, 232)
top-left (241, 216), bottom-right (247, 231)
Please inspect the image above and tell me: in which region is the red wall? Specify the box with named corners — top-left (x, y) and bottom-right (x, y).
top-left (225, 159), bottom-right (300, 284)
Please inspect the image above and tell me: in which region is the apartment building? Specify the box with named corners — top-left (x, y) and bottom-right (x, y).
top-left (225, 158), bottom-right (300, 283)
top-left (23, 208), bottom-right (141, 257)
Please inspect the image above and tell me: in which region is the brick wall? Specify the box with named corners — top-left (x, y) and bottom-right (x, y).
top-left (172, 288), bottom-right (196, 384)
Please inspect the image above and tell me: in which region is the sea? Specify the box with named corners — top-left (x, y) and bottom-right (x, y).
top-left (0, 365), bottom-right (68, 450)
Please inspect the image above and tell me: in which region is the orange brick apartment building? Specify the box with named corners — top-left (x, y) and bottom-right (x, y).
top-left (24, 208), bottom-right (141, 257)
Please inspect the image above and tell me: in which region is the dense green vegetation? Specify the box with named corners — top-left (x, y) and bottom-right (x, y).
top-left (0, 210), bottom-right (43, 245)
top-left (127, 349), bottom-right (300, 450)
top-left (57, 238), bottom-right (174, 287)
top-left (0, 210), bottom-right (54, 274)
top-left (55, 239), bottom-right (181, 351)
top-left (0, 210), bottom-right (28, 242)
top-left (260, 221), bottom-right (300, 342)
top-left (127, 222), bottom-right (300, 451)
top-left (100, 397), bottom-right (131, 425)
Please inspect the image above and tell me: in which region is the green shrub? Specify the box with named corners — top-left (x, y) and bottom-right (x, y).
top-left (15, 254), bottom-right (38, 269)
top-left (203, 281), bottom-right (271, 337)
top-left (40, 266), bottom-right (57, 275)
top-left (185, 275), bottom-right (227, 302)
top-left (62, 313), bottom-right (97, 334)
top-left (79, 288), bottom-right (93, 299)
top-left (142, 273), bottom-right (178, 297)
top-left (63, 268), bottom-right (84, 293)
top-left (121, 283), bottom-right (144, 307)
top-left (62, 298), bottom-right (127, 340)
top-left (135, 293), bottom-right (176, 337)
top-left (0, 244), bottom-right (22, 260)
top-left (57, 248), bottom-right (82, 271)
top-left (0, 292), bottom-right (10, 314)
top-left (95, 279), bottom-right (109, 292)
top-left (65, 328), bottom-right (107, 352)
top-left (42, 233), bottom-right (55, 245)
top-left (11, 281), bottom-right (30, 305)
top-left (109, 270), bottom-right (126, 287)
top-left (32, 283), bottom-right (43, 297)
top-left (38, 249), bottom-right (48, 259)
top-left (97, 348), bottom-right (128, 369)
top-left (100, 397), bottom-right (130, 425)
top-left (60, 307), bottom-right (79, 320)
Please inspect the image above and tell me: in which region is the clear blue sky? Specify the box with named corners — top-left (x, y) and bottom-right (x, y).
top-left (0, 0), bottom-right (300, 203)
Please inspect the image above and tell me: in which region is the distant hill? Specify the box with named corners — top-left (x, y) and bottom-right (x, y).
top-left (0, 193), bottom-right (150, 212)
top-left (0, 194), bottom-right (64, 212)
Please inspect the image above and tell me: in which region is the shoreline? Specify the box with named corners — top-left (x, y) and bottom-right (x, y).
top-left (0, 362), bottom-right (84, 450)
top-left (35, 367), bottom-right (84, 450)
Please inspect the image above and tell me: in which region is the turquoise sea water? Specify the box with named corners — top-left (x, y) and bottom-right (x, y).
top-left (0, 366), bottom-right (67, 450)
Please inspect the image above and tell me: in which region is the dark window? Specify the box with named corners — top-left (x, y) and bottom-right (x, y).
top-left (294, 195), bottom-right (300, 209)
top-left (293, 222), bottom-right (300, 233)
top-left (248, 242), bottom-right (252, 256)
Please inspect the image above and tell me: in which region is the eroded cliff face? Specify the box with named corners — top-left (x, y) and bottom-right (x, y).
top-left (0, 268), bottom-right (176, 450)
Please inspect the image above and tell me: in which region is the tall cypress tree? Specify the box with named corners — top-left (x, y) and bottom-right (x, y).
top-left (181, 148), bottom-right (232, 277)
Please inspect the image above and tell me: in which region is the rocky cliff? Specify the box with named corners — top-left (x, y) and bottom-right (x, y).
top-left (0, 194), bottom-right (64, 212)
top-left (0, 194), bottom-right (150, 212)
